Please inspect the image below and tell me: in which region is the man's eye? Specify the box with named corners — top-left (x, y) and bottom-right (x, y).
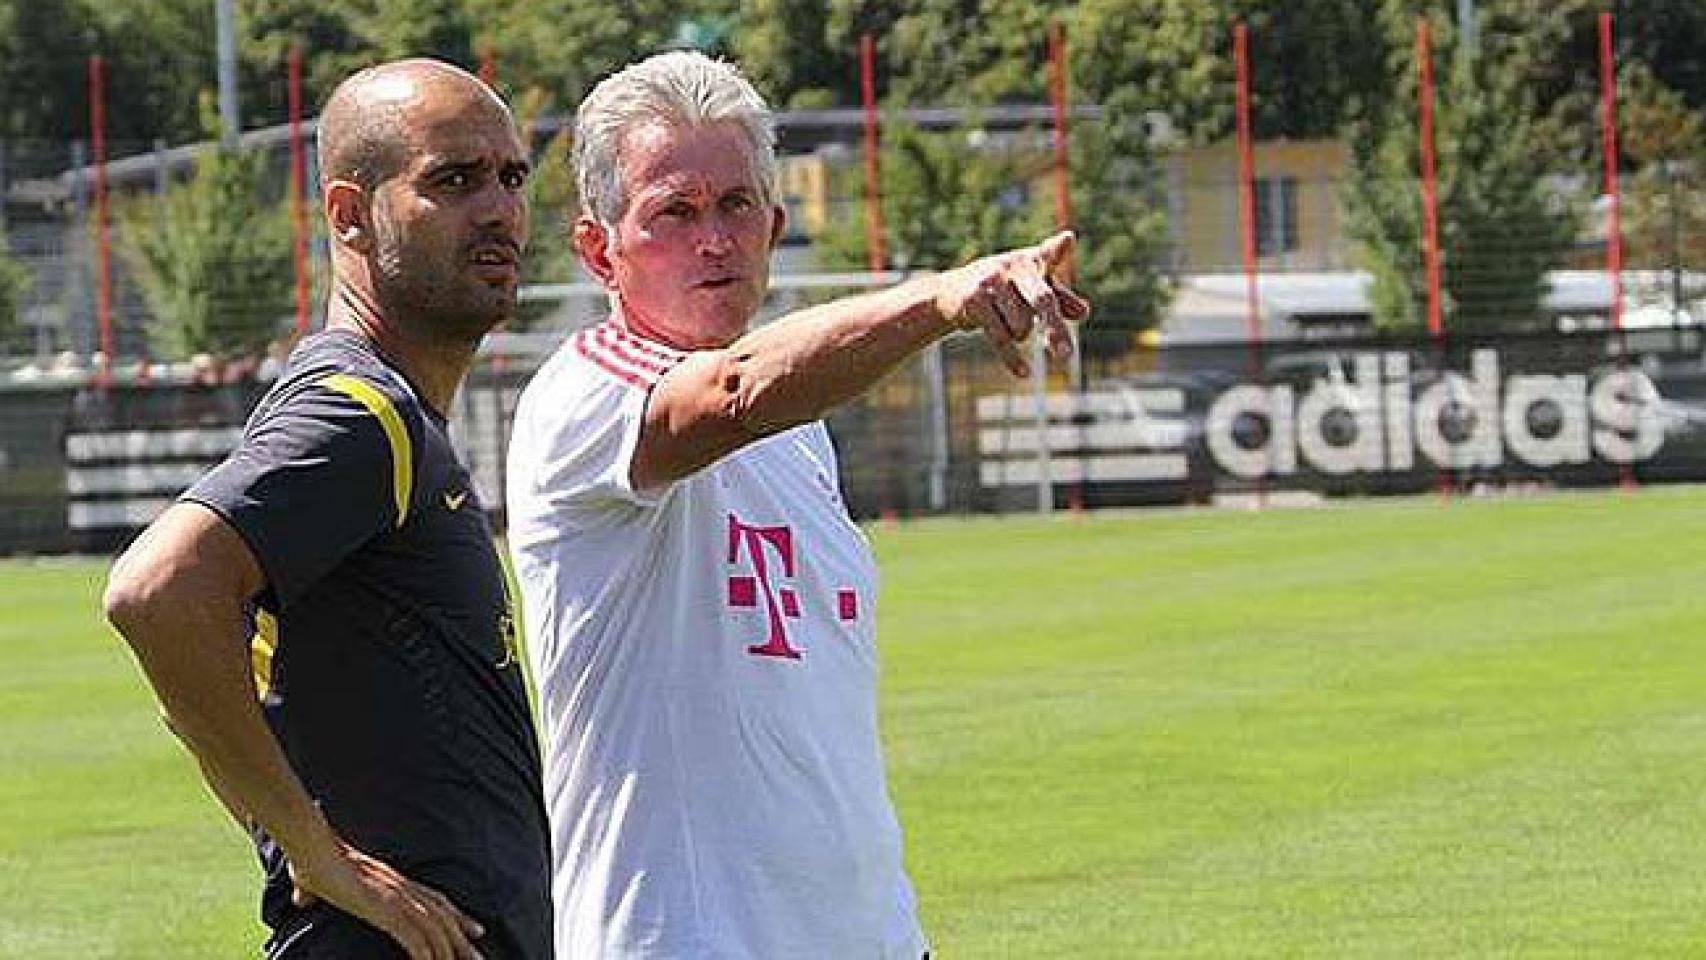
top-left (724, 194), bottom-right (756, 213)
top-left (501, 169), bottom-right (527, 190)
top-left (442, 171), bottom-right (472, 189)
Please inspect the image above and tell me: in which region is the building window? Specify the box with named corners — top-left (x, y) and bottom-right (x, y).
top-left (1255, 176), bottom-right (1299, 257)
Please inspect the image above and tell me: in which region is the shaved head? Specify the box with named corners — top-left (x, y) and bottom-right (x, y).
top-left (316, 57), bottom-right (530, 349)
top-left (318, 58), bottom-right (506, 190)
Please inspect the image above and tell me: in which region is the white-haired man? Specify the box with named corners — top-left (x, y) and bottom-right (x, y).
top-left (506, 51), bottom-right (1087, 959)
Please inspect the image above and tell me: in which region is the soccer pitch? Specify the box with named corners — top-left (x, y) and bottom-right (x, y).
top-left (5, 488), bottom-right (1706, 957)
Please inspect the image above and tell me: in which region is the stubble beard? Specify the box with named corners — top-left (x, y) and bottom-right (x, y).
top-left (372, 222), bottom-right (513, 345)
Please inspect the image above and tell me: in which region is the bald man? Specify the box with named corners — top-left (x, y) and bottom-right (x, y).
top-left (104, 59), bottom-right (549, 960)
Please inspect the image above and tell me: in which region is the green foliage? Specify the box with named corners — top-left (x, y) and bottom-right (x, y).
top-left (809, 6), bottom-right (1176, 352)
top-left (1039, 90), bottom-right (1174, 348)
top-left (91, 0), bottom-right (219, 153)
top-left (731, 0), bottom-right (1386, 141)
top-left (815, 118), bottom-right (1036, 278)
top-left (1040, 0), bottom-right (1392, 147)
top-left (243, 0), bottom-right (370, 124)
top-left (1342, 6), bottom-right (1581, 334)
top-left (1072, 0), bottom-right (1229, 145)
top-left (509, 89), bottom-right (579, 332)
top-left (1613, 0), bottom-right (1706, 114)
top-left (467, 0), bottom-right (728, 108)
top-left (1343, 125), bottom-right (1427, 331)
top-left (0, 233), bottom-right (28, 350)
top-left (730, 0), bottom-right (902, 109)
top-left (1617, 65), bottom-right (1706, 287)
top-left (0, 0), bottom-right (99, 148)
top-left (4, 0), bottom-right (1704, 177)
top-left (349, 0), bottom-right (474, 65)
top-left (5, 0), bottom-right (1706, 347)
top-left (1233, 0), bottom-right (1392, 139)
top-left (118, 144), bottom-right (293, 361)
top-left (885, 0), bottom-right (1068, 107)
top-left (812, 113), bottom-right (1170, 352)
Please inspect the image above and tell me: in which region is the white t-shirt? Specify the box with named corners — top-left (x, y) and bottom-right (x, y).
top-left (506, 318), bottom-right (928, 960)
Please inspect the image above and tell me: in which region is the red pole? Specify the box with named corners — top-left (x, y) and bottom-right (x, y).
top-left (89, 55), bottom-right (112, 387)
top-left (1417, 19), bottom-right (1444, 341)
top-left (1416, 19), bottom-right (1452, 497)
top-left (288, 45), bottom-right (311, 336)
top-left (1234, 23), bottom-right (1260, 355)
top-left (1047, 17), bottom-right (1084, 514)
top-left (1600, 12), bottom-right (1634, 491)
top-left (1048, 18), bottom-right (1074, 279)
top-left (1234, 21), bottom-right (1268, 506)
top-left (859, 33), bottom-right (886, 278)
top-left (478, 43), bottom-right (496, 88)
top-left (1599, 12), bottom-right (1624, 334)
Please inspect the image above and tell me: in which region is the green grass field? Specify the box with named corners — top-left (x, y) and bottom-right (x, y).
top-left (5, 487), bottom-right (1706, 957)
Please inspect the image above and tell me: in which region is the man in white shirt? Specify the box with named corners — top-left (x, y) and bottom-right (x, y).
top-left (506, 50), bottom-right (1086, 959)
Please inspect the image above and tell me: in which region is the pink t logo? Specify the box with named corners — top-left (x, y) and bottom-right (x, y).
top-left (726, 513), bottom-right (804, 659)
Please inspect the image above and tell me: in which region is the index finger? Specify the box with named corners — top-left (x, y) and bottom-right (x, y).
top-left (1034, 230), bottom-right (1076, 274)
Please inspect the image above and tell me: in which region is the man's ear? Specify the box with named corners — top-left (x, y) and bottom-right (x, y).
top-left (768, 203), bottom-right (787, 252)
top-left (574, 215), bottom-right (617, 287)
top-left (325, 179), bottom-right (372, 253)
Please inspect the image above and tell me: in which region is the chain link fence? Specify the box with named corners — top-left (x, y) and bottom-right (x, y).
top-left (5, 127), bottom-right (1706, 554)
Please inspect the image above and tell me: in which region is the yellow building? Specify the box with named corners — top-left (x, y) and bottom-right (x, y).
top-left (777, 153), bottom-right (831, 238)
top-left (1167, 138), bottom-right (1352, 273)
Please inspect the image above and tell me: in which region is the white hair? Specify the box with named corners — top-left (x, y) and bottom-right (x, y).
top-left (572, 51), bottom-right (777, 225)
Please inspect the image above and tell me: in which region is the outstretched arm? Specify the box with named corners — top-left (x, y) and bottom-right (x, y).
top-left (632, 231), bottom-right (1088, 490)
top-left (104, 503), bottom-right (488, 960)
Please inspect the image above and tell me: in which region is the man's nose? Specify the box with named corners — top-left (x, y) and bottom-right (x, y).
top-left (696, 217), bottom-right (735, 256)
top-left (478, 181), bottom-right (527, 237)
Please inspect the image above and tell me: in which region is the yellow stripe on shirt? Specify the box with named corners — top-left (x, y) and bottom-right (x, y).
top-left (319, 373), bottom-right (414, 527)
top-left (250, 608), bottom-right (279, 699)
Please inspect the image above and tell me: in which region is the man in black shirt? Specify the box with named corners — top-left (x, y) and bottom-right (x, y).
top-left (104, 59), bottom-right (548, 960)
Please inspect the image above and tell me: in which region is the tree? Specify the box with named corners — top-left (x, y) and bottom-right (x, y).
top-left (1065, 0), bottom-right (1393, 147)
top-left (0, 0), bottom-right (100, 172)
top-left (1613, 64), bottom-right (1706, 313)
top-left (815, 117), bottom-right (1036, 277)
top-left (506, 88), bottom-right (579, 331)
top-left (90, 0), bottom-right (220, 152)
top-left (1037, 89), bottom-right (1175, 351)
top-left (0, 234), bottom-right (28, 352)
top-left (806, 5), bottom-right (1176, 352)
top-left (467, 0), bottom-right (724, 108)
top-left (885, 0), bottom-right (1068, 107)
top-left (1342, 5), bottom-right (1580, 334)
top-left (118, 134), bottom-right (292, 361)
top-left (1541, 0), bottom-right (1706, 118)
top-left (241, 0), bottom-right (366, 130)
top-left (730, 0), bottom-right (903, 109)
top-left (349, 0), bottom-right (475, 67)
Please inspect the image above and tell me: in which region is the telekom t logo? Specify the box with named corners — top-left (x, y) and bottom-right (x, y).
top-left (726, 512), bottom-right (859, 660)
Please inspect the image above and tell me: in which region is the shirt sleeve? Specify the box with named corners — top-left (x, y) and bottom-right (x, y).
top-left (183, 374), bottom-right (419, 606)
top-left (506, 348), bottom-right (671, 550)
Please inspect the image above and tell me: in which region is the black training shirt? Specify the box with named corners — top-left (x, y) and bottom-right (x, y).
top-left (183, 330), bottom-right (550, 959)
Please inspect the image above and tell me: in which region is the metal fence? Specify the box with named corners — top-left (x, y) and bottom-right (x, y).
top-left (5, 118), bottom-right (1706, 554)
top-left (6, 123), bottom-right (1706, 369)
top-left (10, 320), bottom-right (1706, 556)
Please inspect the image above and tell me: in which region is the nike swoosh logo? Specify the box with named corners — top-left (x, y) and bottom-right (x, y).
top-left (443, 490), bottom-right (469, 511)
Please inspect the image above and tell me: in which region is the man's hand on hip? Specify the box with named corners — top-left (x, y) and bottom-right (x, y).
top-left (290, 837), bottom-right (488, 960)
